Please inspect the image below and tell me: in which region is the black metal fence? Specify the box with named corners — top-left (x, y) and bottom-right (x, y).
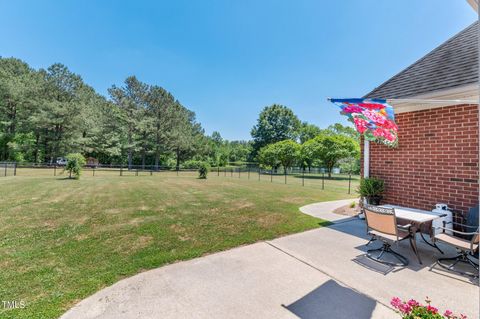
top-left (5, 162), bottom-right (359, 194)
top-left (0, 162), bottom-right (17, 177)
top-left (10, 163), bottom-right (197, 177)
top-left (212, 166), bottom-right (358, 194)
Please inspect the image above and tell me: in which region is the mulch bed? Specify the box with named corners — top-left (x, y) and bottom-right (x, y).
top-left (333, 201), bottom-right (361, 217)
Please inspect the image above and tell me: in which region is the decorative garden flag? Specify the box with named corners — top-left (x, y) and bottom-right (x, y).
top-left (329, 98), bottom-right (398, 147)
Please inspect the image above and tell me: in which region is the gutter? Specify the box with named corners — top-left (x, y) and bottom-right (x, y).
top-left (363, 140), bottom-right (369, 178)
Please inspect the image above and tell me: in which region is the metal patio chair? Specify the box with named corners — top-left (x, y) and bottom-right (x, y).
top-left (363, 204), bottom-right (411, 266)
top-left (433, 221), bottom-right (479, 278)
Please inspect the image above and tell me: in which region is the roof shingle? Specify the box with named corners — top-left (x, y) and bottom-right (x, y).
top-left (365, 22), bottom-right (478, 99)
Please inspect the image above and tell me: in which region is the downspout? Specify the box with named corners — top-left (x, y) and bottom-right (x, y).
top-left (359, 138), bottom-right (370, 218)
top-left (363, 139), bottom-right (369, 178)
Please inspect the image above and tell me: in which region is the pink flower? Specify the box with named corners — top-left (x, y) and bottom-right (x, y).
top-left (343, 105), bottom-right (364, 113)
top-left (353, 117), bottom-right (368, 134)
top-left (358, 102), bottom-right (384, 110)
top-left (390, 297), bottom-right (402, 309)
top-left (390, 296), bottom-right (466, 319)
top-left (362, 109), bottom-right (387, 125)
top-left (372, 127), bottom-right (396, 142)
top-left (426, 305), bottom-right (438, 314)
top-left (381, 119), bottom-right (398, 130)
top-left (398, 303), bottom-right (412, 314)
top-left (407, 299), bottom-right (419, 307)
top-left (385, 131), bottom-right (396, 142)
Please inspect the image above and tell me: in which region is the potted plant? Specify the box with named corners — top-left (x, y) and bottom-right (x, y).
top-left (357, 177), bottom-right (385, 205)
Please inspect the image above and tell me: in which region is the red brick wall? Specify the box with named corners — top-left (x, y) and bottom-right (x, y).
top-left (361, 104), bottom-right (479, 216)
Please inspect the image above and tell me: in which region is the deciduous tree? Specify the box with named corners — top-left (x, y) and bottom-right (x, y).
top-left (307, 134), bottom-right (358, 178)
top-left (258, 139), bottom-right (299, 173)
top-left (251, 104), bottom-right (300, 156)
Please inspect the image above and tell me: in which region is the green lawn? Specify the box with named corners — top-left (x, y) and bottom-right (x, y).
top-left (0, 173), bottom-right (357, 318)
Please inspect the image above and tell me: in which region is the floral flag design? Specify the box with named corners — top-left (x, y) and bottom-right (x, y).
top-left (330, 98), bottom-right (398, 147)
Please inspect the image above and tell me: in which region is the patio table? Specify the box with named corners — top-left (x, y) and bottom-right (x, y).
top-left (380, 205), bottom-right (447, 264)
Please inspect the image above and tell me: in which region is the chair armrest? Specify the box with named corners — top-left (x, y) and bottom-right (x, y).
top-left (397, 224), bottom-right (412, 230)
top-left (435, 226), bottom-right (479, 236)
top-left (456, 223), bottom-right (477, 230)
top-left (442, 220), bottom-right (478, 230)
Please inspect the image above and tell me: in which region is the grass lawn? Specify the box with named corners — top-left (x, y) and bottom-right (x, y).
top-left (0, 173), bottom-right (357, 318)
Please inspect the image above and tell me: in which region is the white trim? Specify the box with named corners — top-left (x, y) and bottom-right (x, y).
top-left (388, 98), bottom-right (477, 104)
top-left (389, 84), bottom-right (479, 113)
top-left (363, 140), bottom-right (369, 178)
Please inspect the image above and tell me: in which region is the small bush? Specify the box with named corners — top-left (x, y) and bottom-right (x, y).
top-left (349, 201), bottom-right (356, 208)
top-left (164, 157), bottom-right (177, 169)
top-left (357, 177), bottom-right (385, 197)
top-left (65, 153), bottom-right (86, 179)
top-left (182, 160), bottom-right (204, 169)
top-left (198, 162), bottom-right (210, 179)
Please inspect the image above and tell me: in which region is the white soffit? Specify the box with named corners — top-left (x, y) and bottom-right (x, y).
top-left (389, 83), bottom-right (479, 113)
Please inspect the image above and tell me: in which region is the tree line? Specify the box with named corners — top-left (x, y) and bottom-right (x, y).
top-left (0, 57), bottom-right (359, 171)
top-left (251, 104), bottom-right (360, 176)
top-left (0, 57), bottom-right (249, 169)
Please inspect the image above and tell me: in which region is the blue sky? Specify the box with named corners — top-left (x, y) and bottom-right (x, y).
top-left (0, 1), bottom-right (476, 140)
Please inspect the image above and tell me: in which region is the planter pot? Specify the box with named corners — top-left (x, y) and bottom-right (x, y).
top-left (366, 195), bottom-right (382, 206)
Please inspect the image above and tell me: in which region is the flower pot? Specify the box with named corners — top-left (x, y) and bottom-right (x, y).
top-left (366, 195), bottom-right (382, 206)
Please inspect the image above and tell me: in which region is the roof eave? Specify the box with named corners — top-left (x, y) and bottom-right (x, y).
top-left (390, 83), bottom-right (479, 113)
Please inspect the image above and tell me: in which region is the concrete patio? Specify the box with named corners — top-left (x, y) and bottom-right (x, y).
top-left (62, 200), bottom-right (479, 319)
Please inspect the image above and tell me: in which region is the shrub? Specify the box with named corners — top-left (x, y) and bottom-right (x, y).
top-left (163, 157), bottom-right (177, 169)
top-left (357, 177), bottom-right (385, 204)
top-left (198, 162), bottom-right (210, 179)
top-left (182, 160), bottom-right (204, 169)
top-left (65, 153), bottom-right (86, 179)
top-left (391, 297), bottom-right (466, 319)
top-left (357, 177), bottom-right (385, 197)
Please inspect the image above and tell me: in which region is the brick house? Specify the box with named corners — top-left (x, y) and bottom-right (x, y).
top-left (362, 21), bottom-right (479, 218)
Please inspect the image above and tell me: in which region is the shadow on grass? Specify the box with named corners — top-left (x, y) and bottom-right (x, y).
top-left (258, 173), bottom-right (359, 181)
top-left (318, 220), bottom-right (333, 227)
top-left (291, 175), bottom-right (359, 181)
